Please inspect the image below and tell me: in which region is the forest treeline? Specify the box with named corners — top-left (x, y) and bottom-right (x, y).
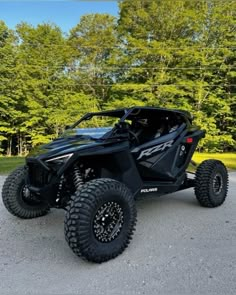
top-left (0, 0), bottom-right (235, 155)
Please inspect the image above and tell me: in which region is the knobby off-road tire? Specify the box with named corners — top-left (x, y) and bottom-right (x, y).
top-left (64, 178), bottom-right (137, 263)
top-left (194, 160), bottom-right (228, 208)
top-left (2, 166), bottom-right (49, 219)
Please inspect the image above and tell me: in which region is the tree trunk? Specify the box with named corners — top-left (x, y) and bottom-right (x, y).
top-left (7, 136), bottom-right (12, 156)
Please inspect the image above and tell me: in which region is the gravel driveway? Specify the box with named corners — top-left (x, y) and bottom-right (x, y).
top-left (0, 173), bottom-right (236, 295)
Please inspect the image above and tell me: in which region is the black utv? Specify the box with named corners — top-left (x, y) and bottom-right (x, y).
top-left (2, 107), bottom-right (229, 263)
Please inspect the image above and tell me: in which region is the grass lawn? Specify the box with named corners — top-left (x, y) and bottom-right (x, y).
top-left (0, 153), bottom-right (235, 175)
top-left (193, 153), bottom-right (236, 170)
top-left (0, 157), bottom-right (25, 175)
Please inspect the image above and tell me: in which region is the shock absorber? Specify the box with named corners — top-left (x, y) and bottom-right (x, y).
top-left (73, 166), bottom-right (84, 190)
top-left (56, 175), bottom-right (65, 204)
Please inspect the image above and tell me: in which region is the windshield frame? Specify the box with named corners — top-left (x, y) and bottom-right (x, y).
top-left (69, 108), bottom-right (131, 129)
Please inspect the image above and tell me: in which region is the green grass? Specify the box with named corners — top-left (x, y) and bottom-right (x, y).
top-left (193, 153), bottom-right (236, 170)
top-left (0, 157), bottom-right (25, 174)
top-left (0, 153), bottom-right (235, 175)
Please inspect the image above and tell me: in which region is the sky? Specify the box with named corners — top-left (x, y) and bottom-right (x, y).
top-left (0, 0), bottom-right (119, 33)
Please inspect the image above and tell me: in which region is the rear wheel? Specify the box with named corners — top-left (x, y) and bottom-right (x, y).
top-left (64, 178), bottom-right (137, 263)
top-left (194, 160), bottom-right (228, 207)
top-left (2, 166), bottom-right (49, 219)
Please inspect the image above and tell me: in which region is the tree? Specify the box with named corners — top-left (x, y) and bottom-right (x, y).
top-left (0, 2), bottom-right (235, 154)
top-left (0, 21), bottom-right (24, 155)
top-left (69, 14), bottom-right (118, 105)
top-left (113, 0), bottom-right (236, 151)
top-left (15, 23), bottom-right (76, 149)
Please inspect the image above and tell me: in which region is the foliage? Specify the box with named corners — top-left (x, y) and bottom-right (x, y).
top-left (115, 0), bottom-right (236, 151)
top-left (0, 0), bottom-right (235, 155)
top-left (193, 153), bottom-right (236, 170)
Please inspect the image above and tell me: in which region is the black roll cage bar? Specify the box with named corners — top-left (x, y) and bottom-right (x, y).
top-left (70, 107), bottom-right (192, 129)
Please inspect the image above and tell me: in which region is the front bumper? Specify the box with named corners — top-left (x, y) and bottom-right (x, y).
top-left (25, 158), bottom-right (60, 205)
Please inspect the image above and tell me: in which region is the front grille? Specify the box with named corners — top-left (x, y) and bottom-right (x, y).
top-left (27, 162), bottom-right (50, 187)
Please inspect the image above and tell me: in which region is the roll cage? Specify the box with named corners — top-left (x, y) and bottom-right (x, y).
top-left (71, 107), bottom-right (192, 127)
top-left (69, 107), bottom-right (193, 145)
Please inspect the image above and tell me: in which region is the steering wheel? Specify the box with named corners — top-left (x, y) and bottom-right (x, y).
top-left (128, 129), bottom-right (140, 145)
top-left (114, 122), bottom-right (140, 145)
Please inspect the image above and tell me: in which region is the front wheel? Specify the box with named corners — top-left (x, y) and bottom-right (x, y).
top-left (2, 166), bottom-right (50, 219)
top-left (64, 178), bottom-right (137, 263)
top-left (194, 160), bottom-right (229, 208)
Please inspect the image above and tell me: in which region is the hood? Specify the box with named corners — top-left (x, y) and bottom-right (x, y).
top-left (27, 127), bottom-right (112, 159)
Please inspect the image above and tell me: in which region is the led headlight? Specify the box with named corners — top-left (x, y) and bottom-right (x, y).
top-left (46, 153), bottom-right (73, 165)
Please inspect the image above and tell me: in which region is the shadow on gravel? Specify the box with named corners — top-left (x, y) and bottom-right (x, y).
top-left (136, 189), bottom-right (198, 210)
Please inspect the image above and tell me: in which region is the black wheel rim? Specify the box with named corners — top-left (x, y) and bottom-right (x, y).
top-left (213, 173), bottom-right (223, 195)
top-left (93, 201), bottom-right (124, 243)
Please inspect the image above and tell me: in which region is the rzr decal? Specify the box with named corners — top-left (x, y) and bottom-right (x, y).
top-left (137, 139), bottom-right (174, 160)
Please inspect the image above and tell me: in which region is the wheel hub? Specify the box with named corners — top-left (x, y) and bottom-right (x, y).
top-left (213, 173), bottom-right (223, 195)
top-left (22, 185), bottom-right (41, 204)
top-left (93, 201), bottom-right (124, 243)
top-left (23, 186), bottom-right (31, 198)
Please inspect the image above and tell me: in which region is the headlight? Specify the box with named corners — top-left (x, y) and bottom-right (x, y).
top-left (46, 153), bottom-right (73, 165)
